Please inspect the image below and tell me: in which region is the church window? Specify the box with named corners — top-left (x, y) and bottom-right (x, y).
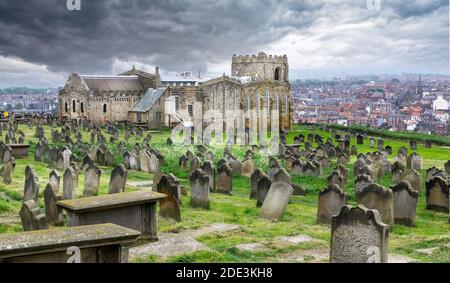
top-left (80, 102), bottom-right (84, 113)
top-left (103, 104), bottom-right (107, 113)
top-left (72, 100), bottom-right (76, 112)
top-left (65, 102), bottom-right (68, 113)
top-left (222, 86), bottom-right (226, 116)
top-left (275, 67), bottom-right (281, 81)
top-left (188, 105), bottom-right (193, 116)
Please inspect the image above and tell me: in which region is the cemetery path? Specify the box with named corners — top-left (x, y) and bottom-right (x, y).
top-left (129, 223), bottom-right (240, 261)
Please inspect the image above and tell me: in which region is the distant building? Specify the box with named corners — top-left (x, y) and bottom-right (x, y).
top-left (58, 52), bottom-right (293, 132)
top-left (432, 95), bottom-right (449, 110)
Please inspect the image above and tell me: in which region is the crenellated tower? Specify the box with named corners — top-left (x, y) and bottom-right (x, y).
top-left (231, 52), bottom-right (289, 83)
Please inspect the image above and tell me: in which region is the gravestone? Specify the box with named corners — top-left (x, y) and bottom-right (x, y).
top-left (330, 205), bottom-right (389, 263)
top-left (44, 183), bottom-right (64, 226)
top-left (425, 176), bottom-right (449, 213)
top-left (259, 182), bottom-right (293, 221)
top-left (216, 163), bottom-right (232, 195)
top-left (327, 171), bottom-right (345, 189)
top-left (357, 134), bottom-right (364, 145)
top-left (83, 163), bottom-right (102, 197)
top-left (250, 169), bottom-right (264, 200)
top-left (201, 160), bottom-right (215, 192)
top-left (189, 169), bottom-right (211, 209)
top-left (49, 170), bottom-right (60, 189)
top-left (241, 158), bottom-right (255, 178)
top-left (179, 154), bottom-right (189, 170)
top-left (139, 150), bottom-right (150, 173)
top-left (230, 159), bottom-right (242, 177)
top-left (157, 173), bottom-right (182, 222)
top-left (105, 150), bottom-right (115, 167)
top-left (410, 140), bottom-right (417, 150)
top-left (356, 183), bottom-right (394, 226)
top-left (317, 184), bottom-right (347, 225)
top-left (23, 166), bottom-right (39, 202)
top-left (189, 157), bottom-right (201, 175)
top-left (63, 167), bottom-right (77, 200)
top-left (256, 174), bottom-right (272, 207)
top-left (273, 168), bottom-right (292, 185)
top-left (403, 170), bottom-right (422, 192)
top-left (391, 181), bottom-right (418, 227)
top-left (108, 164), bottom-right (128, 194)
top-left (20, 200), bottom-right (49, 231)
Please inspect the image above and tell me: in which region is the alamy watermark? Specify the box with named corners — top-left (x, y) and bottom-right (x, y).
top-left (366, 0), bottom-right (382, 11)
top-left (67, 0), bottom-right (81, 11)
top-left (170, 103), bottom-right (281, 156)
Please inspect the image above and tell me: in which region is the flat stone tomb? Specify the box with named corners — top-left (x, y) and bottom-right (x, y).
top-left (6, 144), bottom-right (30, 158)
top-left (56, 190), bottom-right (166, 241)
top-left (0, 224), bottom-right (140, 263)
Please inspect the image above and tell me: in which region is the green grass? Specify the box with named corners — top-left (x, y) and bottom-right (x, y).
top-left (0, 123), bottom-right (449, 263)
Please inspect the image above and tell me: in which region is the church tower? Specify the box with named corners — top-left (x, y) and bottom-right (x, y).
top-left (231, 52), bottom-right (289, 83)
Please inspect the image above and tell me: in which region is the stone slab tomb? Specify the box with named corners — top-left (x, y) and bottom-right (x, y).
top-left (0, 224), bottom-right (140, 263)
top-left (57, 190), bottom-right (166, 241)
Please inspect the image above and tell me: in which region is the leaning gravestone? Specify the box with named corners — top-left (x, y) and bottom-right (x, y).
top-left (230, 159), bottom-right (242, 177)
top-left (356, 183), bottom-right (394, 227)
top-left (189, 169), bottom-right (211, 209)
top-left (217, 163), bottom-right (232, 195)
top-left (259, 182), bottom-right (293, 221)
top-left (330, 205), bottom-right (389, 263)
top-left (83, 163), bottom-right (102, 197)
top-left (23, 166), bottom-right (39, 202)
top-left (391, 181), bottom-right (418, 227)
top-left (20, 200), bottom-right (49, 231)
top-left (317, 184), bottom-right (347, 225)
top-left (49, 170), bottom-right (60, 189)
top-left (63, 167), bottom-right (77, 200)
top-left (425, 176), bottom-right (449, 213)
top-left (157, 173), bottom-right (182, 222)
top-left (108, 164), bottom-right (128, 194)
top-left (44, 183), bottom-right (64, 226)
top-left (403, 170), bottom-right (422, 193)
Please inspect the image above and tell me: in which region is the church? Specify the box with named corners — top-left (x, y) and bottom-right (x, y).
top-left (58, 52), bottom-right (293, 133)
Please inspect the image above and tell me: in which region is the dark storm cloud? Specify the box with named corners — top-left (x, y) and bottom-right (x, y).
top-left (0, 0), bottom-right (448, 85)
top-left (0, 0), bottom-right (308, 74)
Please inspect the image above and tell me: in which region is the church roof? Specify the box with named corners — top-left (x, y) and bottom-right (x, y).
top-left (129, 88), bottom-right (167, 113)
top-left (81, 75), bottom-right (145, 92)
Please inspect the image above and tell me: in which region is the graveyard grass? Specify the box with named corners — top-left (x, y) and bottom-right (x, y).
top-left (0, 124), bottom-right (449, 263)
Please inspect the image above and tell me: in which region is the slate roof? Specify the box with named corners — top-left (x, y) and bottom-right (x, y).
top-left (81, 75), bottom-right (145, 92)
top-left (129, 88), bottom-right (167, 113)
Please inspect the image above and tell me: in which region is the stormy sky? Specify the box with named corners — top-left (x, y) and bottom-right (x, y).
top-left (0, 0), bottom-right (448, 88)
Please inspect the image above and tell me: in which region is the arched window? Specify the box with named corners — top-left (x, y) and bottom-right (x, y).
top-left (72, 100), bottom-right (76, 112)
top-left (65, 102), bottom-right (68, 113)
top-left (80, 102), bottom-right (84, 113)
top-left (103, 104), bottom-right (107, 113)
top-left (274, 67), bottom-right (281, 81)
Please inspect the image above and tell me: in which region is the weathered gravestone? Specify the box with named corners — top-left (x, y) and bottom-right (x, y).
top-left (445, 160), bottom-right (450, 174)
top-left (20, 200), bottom-right (49, 231)
top-left (250, 169), bottom-right (264, 200)
top-left (241, 157), bottom-right (255, 178)
top-left (391, 181), bottom-right (418, 227)
top-left (217, 163), bottom-right (232, 195)
top-left (330, 205), bottom-right (389, 263)
top-left (157, 174), bottom-right (181, 222)
top-left (425, 176), bottom-right (449, 213)
top-left (327, 171), bottom-right (345, 190)
top-left (403, 170), bottom-right (422, 193)
top-left (23, 166), bottom-right (39, 202)
top-left (230, 159), bottom-right (242, 177)
top-left (317, 184), bottom-right (347, 225)
top-left (63, 167), bottom-right (77, 200)
top-left (44, 183), bottom-right (64, 226)
top-left (108, 164), bottom-right (128, 194)
top-left (84, 163), bottom-right (102, 197)
top-left (189, 169), bottom-right (211, 209)
top-left (48, 170), bottom-right (60, 189)
top-left (259, 182), bottom-right (293, 221)
top-left (201, 161), bottom-right (215, 192)
top-left (256, 173), bottom-right (272, 207)
top-left (356, 183), bottom-right (394, 227)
